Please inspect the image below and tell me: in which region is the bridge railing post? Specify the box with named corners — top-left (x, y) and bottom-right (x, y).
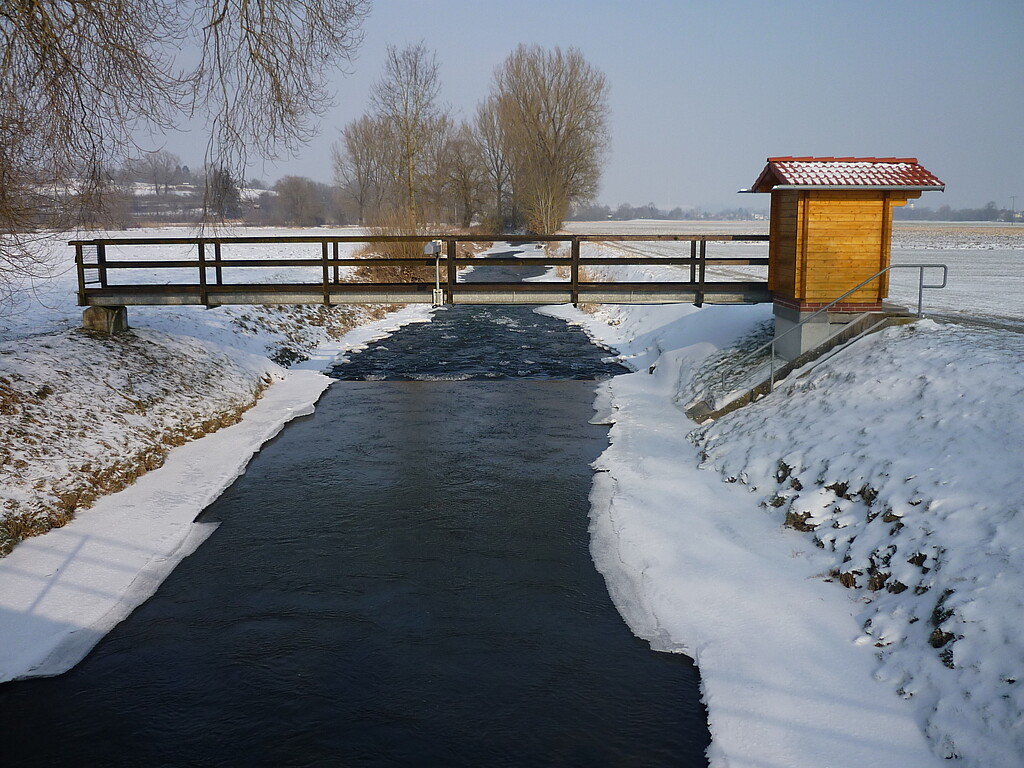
top-left (75, 243), bottom-right (86, 306)
top-left (696, 240), bottom-right (707, 307)
top-left (96, 242), bottom-right (108, 288)
top-left (445, 239), bottom-right (457, 304)
top-left (214, 242), bottom-right (223, 285)
top-left (197, 239), bottom-right (208, 306)
top-left (321, 240), bottom-right (331, 305)
top-left (570, 237), bottom-right (580, 306)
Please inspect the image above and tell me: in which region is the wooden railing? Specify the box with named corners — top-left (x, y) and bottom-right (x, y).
top-left (72, 233), bottom-right (771, 308)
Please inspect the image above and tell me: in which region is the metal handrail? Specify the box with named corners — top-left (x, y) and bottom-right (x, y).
top-left (717, 263), bottom-right (948, 401)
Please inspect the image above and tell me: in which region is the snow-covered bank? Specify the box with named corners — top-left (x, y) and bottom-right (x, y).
top-left (0, 226), bottom-right (437, 681)
top-left (545, 302), bottom-right (936, 767)
top-left (696, 321), bottom-right (1024, 766)
top-left (0, 368), bottom-right (329, 681)
top-left (0, 303), bottom-right (434, 683)
top-left (0, 328), bottom-right (278, 553)
top-left (545, 223), bottom-right (1024, 766)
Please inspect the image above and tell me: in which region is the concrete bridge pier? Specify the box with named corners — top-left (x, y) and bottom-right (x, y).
top-left (83, 306), bottom-right (128, 334)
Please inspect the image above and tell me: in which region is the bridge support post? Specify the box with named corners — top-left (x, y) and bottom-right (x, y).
top-left (83, 306), bottom-right (129, 334)
top-left (772, 303), bottom-right (830, 361)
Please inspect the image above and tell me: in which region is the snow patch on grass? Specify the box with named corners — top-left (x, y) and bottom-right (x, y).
top-left (0, 328), bottom-right (279, 555)
top-left (693, 321), bottom-right (1024, 765)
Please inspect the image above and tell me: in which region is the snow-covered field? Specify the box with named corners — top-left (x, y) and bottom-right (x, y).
top-left (2, 222), bottom-right (1023, 767)
top-left (890, 224), bottom-right (1024, 327)
top-left (1, 225), bottom-right (370, 342)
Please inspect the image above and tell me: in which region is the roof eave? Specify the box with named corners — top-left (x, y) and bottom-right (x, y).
top-left (746, 184), bottom-right (945, 193)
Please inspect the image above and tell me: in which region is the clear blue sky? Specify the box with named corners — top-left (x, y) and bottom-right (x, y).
top-left (224, 0), bottom-right (1023, 211)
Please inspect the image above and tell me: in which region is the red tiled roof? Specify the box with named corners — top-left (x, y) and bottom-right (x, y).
top-left (750, 157), bottom-right (944, 192)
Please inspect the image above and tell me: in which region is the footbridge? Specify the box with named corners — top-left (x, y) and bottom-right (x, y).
top-left (73, 233), bottom-right (770, 328)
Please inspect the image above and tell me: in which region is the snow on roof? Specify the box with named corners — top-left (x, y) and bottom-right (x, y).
top-left (750, 157), bottom-right (945, 192)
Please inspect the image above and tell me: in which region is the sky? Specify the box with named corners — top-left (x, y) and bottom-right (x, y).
top-left (174, 0), bottom-right (1024, 211)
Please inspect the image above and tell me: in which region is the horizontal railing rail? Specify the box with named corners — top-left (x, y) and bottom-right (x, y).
top-left (715, 263), bottom-right (948, 404)
top-left (72, 233), bottom-right (770, 308)
top-left (69, 233), bottom-right (771, 246)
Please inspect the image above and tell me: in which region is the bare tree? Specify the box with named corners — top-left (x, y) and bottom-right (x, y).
top-left (333, 115), bottom-right (391, 225)
top-left (442, 122), bottom-right (487, 228)
top-left (491, 45), bottom-right (610, 234)
top-left (473, 96), bottom-right (513, 230)
top-left (141, 150), bottom-right (183, 195)
top-left (420, 113), bottom-right (456, 222)
top-left (205, 167), bottom-right (243, 220)
top-left (369, 43), bottom-right (447, 219)
top-left (0, 0), bottom-right (370, 289)
top-left (274, 176), bottom-right (330, 226)
top-left (194, 0), bottom-right (369, 172)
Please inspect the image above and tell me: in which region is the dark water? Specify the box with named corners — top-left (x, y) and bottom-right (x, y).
top-left (0, 253), bottom-right (711, 767)
top-left (334, 302), bottom-right (624, 381)
top-left (334, 257), bottom-right (625, 382)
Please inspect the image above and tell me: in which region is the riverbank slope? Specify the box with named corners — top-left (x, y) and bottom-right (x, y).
top-left (0, 227), bottom-right (434, 678)
top-left (551, 221), bottom-right (1024, 767)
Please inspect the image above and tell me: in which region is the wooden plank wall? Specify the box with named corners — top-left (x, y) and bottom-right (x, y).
top-left (769, 189), bottom-right (921, 306)
top-left (769, 190), bottom-right (800, 296)
top-left (803, 191), bottom-right (886, 302)
top-left (770, 190), bottom-right (921, 307)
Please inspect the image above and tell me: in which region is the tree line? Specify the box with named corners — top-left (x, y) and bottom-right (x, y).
top-left (332, 43), bottom-right (610, 234)
top-left (893, 202), bottom-right (1021, 222)
top-left (0, 0), bottom-right (371, 297)
top-left (569, 202), bottom-right (766, 221)
top-left (76, 154), bottom-right (349, 229)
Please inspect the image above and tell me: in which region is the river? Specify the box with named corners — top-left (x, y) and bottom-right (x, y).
top-left (0, 253), bottom-right (711, 766)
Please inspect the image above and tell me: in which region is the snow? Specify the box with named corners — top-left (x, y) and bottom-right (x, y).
top-left (890, 237), bottom-right (1024, 326)
top-left (694, 321), bottom-right (1024, 766)
top-left (2, 222), bottom-right (1023, 766)
top-left (548, 221), bottom-right (1024, 766)
top-left (586, 341), bottom-right (939, 768)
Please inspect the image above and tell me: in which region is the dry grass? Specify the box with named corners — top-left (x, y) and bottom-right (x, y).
top-left (0, 330), bottom-right (277, 557)
top-left (549, 246), bottom-right (604, 314)
top-left (353, 211), bottom-right (493, 284)
top-left (0, 379), bottom-right (270, 556)
top-left (352, 210), bottom-right (442, 284)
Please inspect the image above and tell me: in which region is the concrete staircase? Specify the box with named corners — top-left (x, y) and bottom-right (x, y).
top-left (685, 305), bottom-right (915, 423)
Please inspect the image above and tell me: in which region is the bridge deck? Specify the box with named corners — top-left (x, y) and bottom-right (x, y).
top-left (81, 281), bottom-right (770, 306)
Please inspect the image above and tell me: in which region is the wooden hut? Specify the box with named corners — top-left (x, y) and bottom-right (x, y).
top-left (748, 156), bottom-right (944, 359)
